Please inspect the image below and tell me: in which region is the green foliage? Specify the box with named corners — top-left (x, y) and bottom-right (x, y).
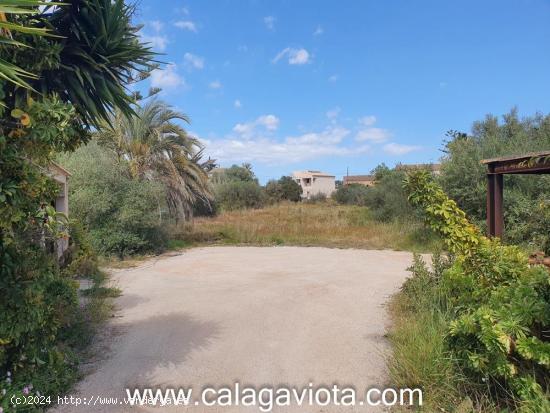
top-left (265, 176), bottom-right (302, 203)
top-left (212, 164), bottom-right (266, 211)
top-left (440, 111), bottom-right (550, 249)
top-left (403, 170), bottom-right (550, 411)
top-left (2, 0), bottom-right (155, 127)
top-left (95, 100), bottom-right (213, 221)
top-left (332, 184), bottom-right (370, 206)
top-left (0, 1), bottom-right (56, 89)
top-left (212, 163), bottom-right (256, 184)
top-left (304, 192), bottom-right (327, 204)
top-left (333, 165), bottom-right (416, 222)
top-left (1, 3), bottom-right (155, 409)
top-left (214, 180), bottom-right (266, 211)
top-left (59, 142), bottom-right (168, 258)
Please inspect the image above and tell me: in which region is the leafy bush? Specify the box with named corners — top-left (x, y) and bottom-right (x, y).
top-left (440, 112), bottom-right (550, 249)
top-left (404, 170), bottom-right (550, 411)
top-left (333, 165), bottom-right (416, 222)
top-left (59, 142), bottom-right (168, 258)
top-left (214, 180), bottom-right (265, 211)
top-left (265, 176), bottom-right (302, 203)
top-left (211, 164), bottom-right (266, 211)
top-left (332, 184), bottom-right (370, 206)
top-left (304, 192), bottom-right (327, 204)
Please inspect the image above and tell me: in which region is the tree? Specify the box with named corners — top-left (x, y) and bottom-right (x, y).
top-left (439, 109), bottom-right (550, 248)
top-left (95, 99), bottom-right (214, 221)
top-left (59, 142), bottom-right (167, 258)
top-left (210, 164), bottom-right (265, 211)
top-left (0, 0), bottom-right (155, 402)
top-left (265, 176), bottom-right (302, 203)
top-left (212, 163), bottom-right (258, 184)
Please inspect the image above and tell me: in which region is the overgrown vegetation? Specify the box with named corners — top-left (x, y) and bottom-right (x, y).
top-left (0, 1), bottom-right (154, 411)
top-left (440, 111), bottom-right (550, 251)
top-left (180, 202), bottom-right (441, 251)
top-left (389, 170), bottom-right (550, 412)
top-left (333, 165), bottom-right (416, 221)
top-left (265, 176), bottom-right (303, 203)
top-left (210, 164), bottom-right (266, 211)
top-left (58, 142), bottom-right (168, 258)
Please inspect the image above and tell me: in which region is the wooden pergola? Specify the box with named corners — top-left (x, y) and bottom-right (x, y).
top-left (481, 150), bottom-right (550, 238)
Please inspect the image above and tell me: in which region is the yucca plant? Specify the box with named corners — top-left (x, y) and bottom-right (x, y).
top-left (34, 0), bottom-right (156, 127)
top-left (0, 0), bottom-right (59, 89)
top-left (1, 0), bottom-right (155, 126)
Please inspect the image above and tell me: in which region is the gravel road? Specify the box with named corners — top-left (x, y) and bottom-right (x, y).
top-left (52, 246), bottom-right (415, 412)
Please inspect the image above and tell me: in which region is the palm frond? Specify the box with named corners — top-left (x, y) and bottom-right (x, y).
top-left (95, 100), bottom-right (213, 220)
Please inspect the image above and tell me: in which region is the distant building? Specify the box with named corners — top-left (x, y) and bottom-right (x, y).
top-left (292, 170), bottom-right (336, 199)
top-left (343, 175), bottom-right (376, 187)
top-left (395, 163), bottom-right (441, 176)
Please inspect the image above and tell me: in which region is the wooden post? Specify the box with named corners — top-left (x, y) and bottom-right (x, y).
top-left (487, 168), bottom-right (504, 238)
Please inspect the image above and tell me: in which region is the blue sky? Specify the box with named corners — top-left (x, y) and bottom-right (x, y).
top-left (134, 0), bottom-right (550, 183)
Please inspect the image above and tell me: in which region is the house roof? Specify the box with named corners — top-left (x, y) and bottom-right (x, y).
top-left (481, 151), bottom-right (550, 175)
top-left (481, 150), bottom-right (550, 165)
top-left (343, 175), bottom-right (375, 181)
top-left (50, 162), bottom-right (72, 177)
top-left (293, 170), bottom-right (335, 178)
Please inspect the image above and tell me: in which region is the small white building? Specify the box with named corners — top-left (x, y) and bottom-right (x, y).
top-left (292, 170), bottom-right (336, 200)
top-left (48, 162), bottom-right (71, 258)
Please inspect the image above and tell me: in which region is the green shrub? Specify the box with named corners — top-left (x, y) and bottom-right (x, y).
top-left (332, 184), bottom-right (370, 205)
top-left (265, 176), bottom-right (302, 203)
top-left (440, 112), bottom-right (550, 250)
top-left (334, 166), bottom-right (416, 222)
top-left (305, 192), bottom-right (327, 204)
top-left (214, 180), bottom-right (265, 211)
top-left (59, 142), bottom-right (168, 258)
top-left (404, 170), bottom-right (550, 411)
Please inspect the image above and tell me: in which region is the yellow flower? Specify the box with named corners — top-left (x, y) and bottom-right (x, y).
top-left (20, 113), bottom-right (31, 126)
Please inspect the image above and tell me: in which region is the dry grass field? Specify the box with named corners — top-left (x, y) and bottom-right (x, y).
top-left (177, 202), bottom-right (441, 252)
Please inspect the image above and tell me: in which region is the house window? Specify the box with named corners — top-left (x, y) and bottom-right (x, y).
top-left (304, 178), bottom-right (311, 186)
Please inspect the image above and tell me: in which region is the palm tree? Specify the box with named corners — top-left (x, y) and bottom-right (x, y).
top-left (95, 99), bottom-right (214, 221)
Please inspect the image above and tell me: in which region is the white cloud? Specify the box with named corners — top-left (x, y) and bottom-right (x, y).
top-left (174, 20), bottom-right (197, 32)
top-left (150, 64), bottom-right (185, 89)
top-left (328, 74), bottom-right (339, 82)
top-left (326, 107), bottom-right (341, 121)
top-left (256, 114), bottom-right (279, 130)
top-left (264, 16), bottom-right (276, 30)
top-left (355, 127), bottom-right (391, 143)
top-left (359, 115), bottom-right (377, 126)
top-left (272, 47), bottom-right (311, 65)
top-left (141, 34), bottom-right (168, 51)
top-left (183, 52), bottom-right (204, 70)
top-left (209, 80), bottom-right (222, 89)
top-left (285, 126), bottom-right (349, 145)
top-left (383, 142), bottom-right (421, 155)
top-left (232, 114), bottom-right (280, 138)
top-left (150, 20), bottom-right (163, 32)
top-left (313, 25), bottom-right (324, 35)
top-left (201, 124), bottom-right (368, 165)
top-left (234, 100), bottom-right (242, 108)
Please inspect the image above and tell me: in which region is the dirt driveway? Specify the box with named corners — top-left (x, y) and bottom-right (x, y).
top-left (53, 246), bottom-right (415, 412)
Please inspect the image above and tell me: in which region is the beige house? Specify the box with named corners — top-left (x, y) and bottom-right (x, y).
top-left (343, 175), bottom-right (376, 187)
top-left (292, 170), bottom-right (336, 199)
